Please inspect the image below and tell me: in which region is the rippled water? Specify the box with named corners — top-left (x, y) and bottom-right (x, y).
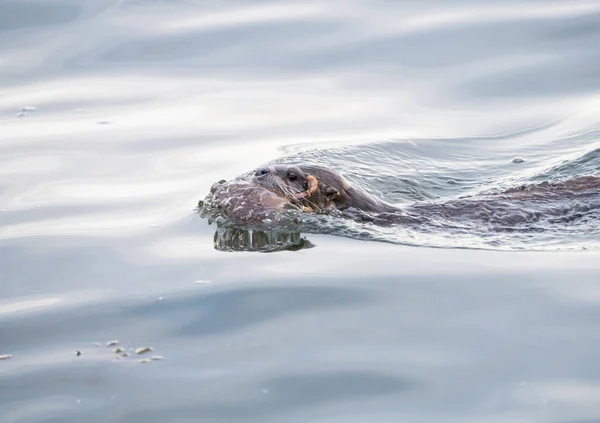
top-left (2, 1), bottom-right (600, 422)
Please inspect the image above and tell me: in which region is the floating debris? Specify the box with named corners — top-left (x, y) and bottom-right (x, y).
top-left (114, 347), bottom-right (126, 354)
top-left (0, 354), bottom-right (12, 360)
top-left (512, 157), bottom-right (525, 164)
top-left (75, 350), bottom-right (82, 357)
top-left (139, 358), bottom-right (151, 364)
top-left (107, 340), bottom-right (119, 347)
top-left (150, 355), bottom-right (163, 361)
top-left (135, 347), bottom-right (152, 355)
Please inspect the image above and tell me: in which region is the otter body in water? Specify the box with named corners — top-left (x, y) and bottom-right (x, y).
top-left (203, 163), bottom-right (600, 229)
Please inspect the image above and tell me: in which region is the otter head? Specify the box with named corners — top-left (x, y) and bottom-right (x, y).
top-left (251, 164), bottom-right (341, 210)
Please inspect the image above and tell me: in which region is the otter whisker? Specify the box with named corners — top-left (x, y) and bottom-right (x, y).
top-left (278, 181), bottom-right (302, 200)
top-left (276, 181), bottom-right (294, 197)
top-left (274, 182), bottom-right (306, 210)
top-left (288, 187), bottom-right (321, 212)
top-left (276, 175), bottom-right (320, 212)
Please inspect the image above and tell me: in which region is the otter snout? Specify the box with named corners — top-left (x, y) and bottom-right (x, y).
top-left (255, 167), bottom-right (270, 176)
top-left (252, 166), bottom-right (279, 192)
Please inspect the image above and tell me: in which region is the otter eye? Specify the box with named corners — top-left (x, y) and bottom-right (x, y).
top-left (288, 173), bottom-right (298, 181)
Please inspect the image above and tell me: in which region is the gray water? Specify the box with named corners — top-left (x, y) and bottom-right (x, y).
top-left (2, 1), bottom-right (600, 422)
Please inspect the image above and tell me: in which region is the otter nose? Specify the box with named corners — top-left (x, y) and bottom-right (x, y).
top-left (255, 167), bottom-right (270, 176)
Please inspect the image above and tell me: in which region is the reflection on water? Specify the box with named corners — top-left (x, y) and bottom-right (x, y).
top-left (2, 0), bottom-right (600, 422)
top-left (213, 227), bottom-right (314, 252)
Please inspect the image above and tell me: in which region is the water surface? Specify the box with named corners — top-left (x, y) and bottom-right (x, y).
top-left (2, 1), bottom-right (600, 422)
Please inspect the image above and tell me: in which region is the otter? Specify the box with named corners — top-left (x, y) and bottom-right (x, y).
top-left (203, 162), bottom-right (600, 229)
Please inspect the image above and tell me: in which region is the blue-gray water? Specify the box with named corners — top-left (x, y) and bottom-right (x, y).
top-left (2, 1), bottom-right (600, 422)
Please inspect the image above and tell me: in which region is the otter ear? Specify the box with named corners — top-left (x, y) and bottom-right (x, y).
top-left (323, 186), bottom-right (340, 199)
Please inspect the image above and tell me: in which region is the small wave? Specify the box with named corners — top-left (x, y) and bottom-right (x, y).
top-left (530, 147), bottom-right (600, 182)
